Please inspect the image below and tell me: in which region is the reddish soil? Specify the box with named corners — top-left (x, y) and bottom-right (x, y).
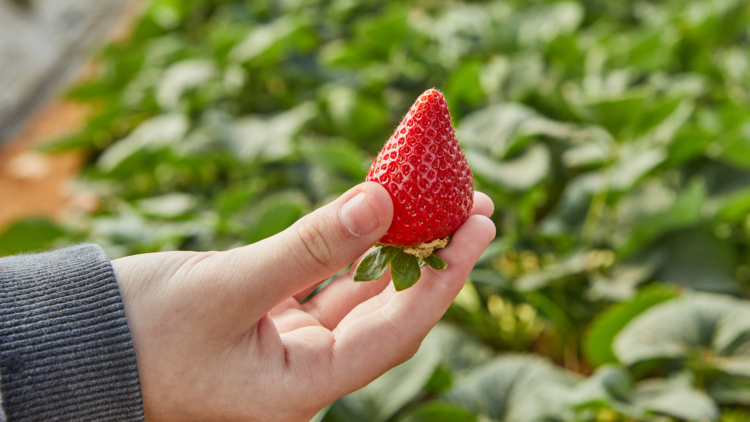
top-left (0, 0), bottom-right (142, 232)
top-left (0, 101), bottom-right (89, 230)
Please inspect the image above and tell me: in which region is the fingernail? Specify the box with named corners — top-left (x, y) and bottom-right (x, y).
top-left (340, 192), bottom-right (379, 236)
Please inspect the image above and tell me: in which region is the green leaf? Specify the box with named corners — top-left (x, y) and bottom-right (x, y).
top-left (665, 129), bottom-right (714, 167)
top-left (609, 146), bottom-right (667, 192)
top-left (469, 269), bottom-right (511, 289)
top-left (614, 293), bottom-right (750, 369)
top-left (714, 187), bottom-right (750, 222)
top-left (136, 193), bottom-right (197, 219)
top-left (214, 181), bottom-right (263, 217)
top-left (566, 365), bottom-right (632, 409)
top-left (706, 376), bottom-right (750, 406)
top-left (354, 6), bottom-right (408, 54)
top-left (569, 92), bottom-right (648, 138)
top-left (90, 212), bottom-right (211, 256)
top-left (634, 98), bottom-right (694, 143)
top-left (718, 125), bottom-right (750, 168)
top-left (626, 29), bottom-right (679, 73)
top-left (584, 285), bottom-right (680, 367)
top-left (617, 180), bottom-right (706, 258)
top-left (0, 219), bottom-right (66, 257)
top-left (442, 355), bottom-right (577, 421)
top-left (423, 254), bottom-right (448, 270)
top-left (391, 252), bottom-right (421, 291)
top-left (300, 138), bottom-right (369, 179)
top-left (398, 403), bottom-right (476, 422)
top-left (524, 291), bottom-right (578, 339)
top-left (228, 16), bottom-right (311, 64)
top-left (323, 85), bottom-right (387, 141)
top-left (329, 326), bottom-right (442, 422)
top-left (224, 103), bottom-right (317, 162)
top-left (428, 323), bottom-right (495, 373)
top-left (249, 202), bottom-right (305, 243)
top-left (97, 113), bottom-right (189, 173)
top-left (588, 251), bottom-right (664, 301)
top-left (444, 60), bottom-right (485, 110)
top-left (424, 365), bottom-right (453, 395)
top-left (354, 246), bottom-right (400, 282)
top-left (515, 251), bottom-right (588, 291)
top-left (457, 103), bottom-right (577, 158)
top-left (465, 143), bottom-right (551, 192)
top-left (561, 136), bottom-right (613, 168)
top-left (319, 40), bottom-right (370, 68)
top-left (156, 59), bottom-right (217, 110)
top-left (517, 2), bottom-right (583, 47)
top-left (656, 229), bottom-right (739, 294)
top-left (633, 379), bottom-right (719, 421)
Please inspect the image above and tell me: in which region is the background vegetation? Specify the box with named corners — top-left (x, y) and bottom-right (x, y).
top-left (3, 0), bottom-right (750, 420)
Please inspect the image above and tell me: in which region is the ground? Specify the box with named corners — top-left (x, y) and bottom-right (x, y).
top-left (0, 0), bottom-right (141, 231)
top-left (0, 101), bottom-right (88, 230)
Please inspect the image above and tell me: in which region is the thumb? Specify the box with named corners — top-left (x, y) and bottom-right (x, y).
top-left (217, 182), bottom-right (393, 316)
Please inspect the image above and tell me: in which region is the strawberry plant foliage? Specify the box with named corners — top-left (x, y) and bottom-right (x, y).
top-left (5, 0), bottom-right (750, 420)
top-left (354, 89), bottom-right (473, 290)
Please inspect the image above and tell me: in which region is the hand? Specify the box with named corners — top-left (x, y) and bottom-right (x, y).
top-left (112, 182), bottom-right (495, 421)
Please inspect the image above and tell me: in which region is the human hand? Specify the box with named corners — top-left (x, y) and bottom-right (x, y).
top-left (112, 182), bottom-right (495, 421)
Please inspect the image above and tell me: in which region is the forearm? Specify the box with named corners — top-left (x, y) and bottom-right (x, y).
top-left (0, 244), bottom-right (144, 421)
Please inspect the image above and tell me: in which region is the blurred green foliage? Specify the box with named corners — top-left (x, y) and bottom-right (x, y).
top-left (3, 0), bottom-right (750, 419)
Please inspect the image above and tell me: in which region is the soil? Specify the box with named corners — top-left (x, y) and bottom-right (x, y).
top-left (0, 101), bottom-right (88, 230)
top-left (0, 0), bottom-right (142, 232)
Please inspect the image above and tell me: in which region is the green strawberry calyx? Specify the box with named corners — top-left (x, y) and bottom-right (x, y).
top-left (352, 237), bottom-right (450, 291)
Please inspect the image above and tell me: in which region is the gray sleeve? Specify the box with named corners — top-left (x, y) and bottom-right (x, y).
top-left (0, 244), bottom-right (145, 421)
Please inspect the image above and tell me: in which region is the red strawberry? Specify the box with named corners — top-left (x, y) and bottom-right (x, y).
top-left (354, 89), bottom-right (474, 290)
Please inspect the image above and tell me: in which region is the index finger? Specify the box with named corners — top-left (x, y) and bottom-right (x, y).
top-left (328, 215), bottom-right (496, 394)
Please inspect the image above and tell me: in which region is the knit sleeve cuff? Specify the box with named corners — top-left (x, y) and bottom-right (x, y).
top-left (0, 244), bottom-right (144, 421)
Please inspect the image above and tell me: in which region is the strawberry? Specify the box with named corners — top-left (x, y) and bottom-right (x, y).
top-left (354, 89), bottom-right (474, 290)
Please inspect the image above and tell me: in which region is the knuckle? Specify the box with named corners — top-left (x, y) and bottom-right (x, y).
top-left (397, 345), bottom-right (420, 366)
top-left (294, 216), bottom-right (336, 275)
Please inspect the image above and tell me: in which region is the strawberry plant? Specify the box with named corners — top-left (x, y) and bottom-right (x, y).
top-left (2, 0), bottom-right (750, 420)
